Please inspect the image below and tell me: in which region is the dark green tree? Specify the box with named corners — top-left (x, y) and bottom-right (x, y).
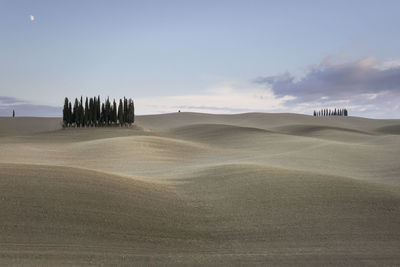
top-left (89, 97), bottom-right (94, 126)
top-left (93, 96), bottom-right (98, 126)
top-left (79, 96), bottom-right (84, 127)
top-left (63, 97), bottom-right (69, 127)
top-left (127, 98), bottom-right (135, 125)
top-left (62, 95), bottom-right (137, 127)
top-left (101, 103), bottom-right (105, 126)
top-left (118, 99), bottom-right (123, 125)
top-left (112, 99), bottom-right (117, 124)
top-left (84, 97), bottom-right (89, 127)
top-left (97, 95), bottom-right (101, 126)
top-left (123, 97), bottom-right (128, 123)
top-left (105, 97), bottom-right (110, 125)
top-left (73, 98), bottom-right (79, 127)
top-left (68, 102), bottom-right (72, 125)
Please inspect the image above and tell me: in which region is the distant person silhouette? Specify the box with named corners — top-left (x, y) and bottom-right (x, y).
top-left (12, 110), bottom-right (15, 118)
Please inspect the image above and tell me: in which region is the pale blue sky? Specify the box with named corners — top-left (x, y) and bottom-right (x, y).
top-left (1, 0), bottom-right (400, 117)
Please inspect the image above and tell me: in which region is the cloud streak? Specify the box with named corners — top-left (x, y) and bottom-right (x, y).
top-left (3, 58), bottom-right (400, 118)
top-left (136, 85), bottom-right (294, 115)
top-left (0, 96), bottom-right (60, 117)
top-left (0, 96), bottom-right (26, 105)
top-left (255, 57), bottom-right (400, 118)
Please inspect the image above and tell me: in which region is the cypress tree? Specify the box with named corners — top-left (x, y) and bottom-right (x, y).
top-left (109, 97), bottom-right (112, 124)
top-left (79, 96), bottom-right (84, 127)
top-left (112, 99), bottom-right (117, 124)
top-left (92, 97), bottom-right (96, 125)
top-left (97, 96), bottom-right (101, 126)
top-left (89, 97), bottom-right (94, 126)
top-left (93, 96), bottom-right (98, 126)
top-left (118, 99), bottom-right (123, 125)
top-left (91, 97), bottom-right (95, 126)
top-left (108, 97), bottom-right (112, 124)
top-left (123, 97), bottom-right (128, 124)
top-left (95, 96), bottom-right (98, 125)
top-left (127, 99), bottom-right (131, 124)
top-left (85, 97), bottom-right (89, 127)
top-left (63, 95), bottom-right (137, 127)
top-left (73, 98), bottom-right (79, 127)
top-left (78, 98), bottom-right (81, 127)
top-left (68, 102), bottom-right (72, 125)
top-left (109, 99), bottom-right (113, 124)
top-left (105, 97), bottom-right (110, 125)
top-left (63, 97), bottom-right (69, 127)
top-left (101, 103), bottom-right (105, 126)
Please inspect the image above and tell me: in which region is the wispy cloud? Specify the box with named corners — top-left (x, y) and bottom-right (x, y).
top-left (135, 57), bottom-right (400, 118)
top-left (254, 57), bottom-right (400, 118)
top-left (0, 96), bottom-right (60, 117)
top-left (3, 58), bottom-right (400, 118)
top-left (135, 84), bottom-right (294, 115)
top-left (0, 96), bottom-right (26, 105)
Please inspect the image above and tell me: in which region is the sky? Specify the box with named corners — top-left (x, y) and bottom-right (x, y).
top-left (1, 0), bottom-right (400, 118)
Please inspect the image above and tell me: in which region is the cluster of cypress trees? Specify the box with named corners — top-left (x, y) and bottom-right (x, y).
top-left (63, 96), bottom-right (134, 127)
top-left (313, 108), bottom-right (348, 117)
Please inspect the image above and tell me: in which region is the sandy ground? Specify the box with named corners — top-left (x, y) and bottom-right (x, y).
top-left (0, 113), bottom-right (399, 266)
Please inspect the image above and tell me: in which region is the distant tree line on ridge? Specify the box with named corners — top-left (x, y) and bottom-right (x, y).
top-left (63, 96), bottom-right (134, 127)
top-left (313, 108), bottom-right (348, 117)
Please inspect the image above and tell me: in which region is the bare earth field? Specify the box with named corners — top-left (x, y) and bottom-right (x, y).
top-left (0, 113), bottom-right (400, 266)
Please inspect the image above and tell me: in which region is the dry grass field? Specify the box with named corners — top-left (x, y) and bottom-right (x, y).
top-left (0, 113), bottom-right (400, 266)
